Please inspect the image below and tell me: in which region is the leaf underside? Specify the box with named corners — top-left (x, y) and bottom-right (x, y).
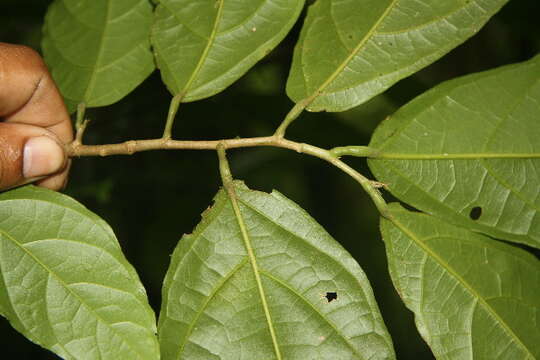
top-left (380, 204), bottom-right (540, 359)
top-left (369, 55), bottom-right (540, 249)
top-left (42, 0), bottom-right (155, 113)
top-left (159, 181), bottom-right (395, 360)
top-left (152, 0), bottom-right (305, 102)
top-left (286, 0), bottom-right (509, 112)
top-left (0, 186), bottom-right (159, 360)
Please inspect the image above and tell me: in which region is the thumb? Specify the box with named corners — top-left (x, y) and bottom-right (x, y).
top-left (0, 122), bottom-right (67, 190)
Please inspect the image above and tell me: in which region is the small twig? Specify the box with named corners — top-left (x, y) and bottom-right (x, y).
top-left (66, 136), bottom-right (281, 157)
top-left (67, 136), bottom-right (390, 217)
top-left (75, 102), bottom-right (86, 131)
top-left (73, 119), bottom-right (90, 146)
top-left (162, 94), bottom-right (183, 139)
top-left (330, 145), bottom-right (379, 158)
top-left (273, 98), bottom-right (311, 138)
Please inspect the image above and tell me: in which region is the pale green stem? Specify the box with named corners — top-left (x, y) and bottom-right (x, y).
top-left (76, 103), bottom-right (86, 132)
top-left (330, 146), bottom-right (379, 158)
top-left (69, 137), bottom-right (390, 218)
top-left (293, 142), bottom-right (390, 218)
top-left (273, 98), bottom-right (310, 138)
top-left (162, 94), bottom-right (183, 139)
top-left (217, 146), bottom-right (283, 360)
top-left (217, 145), bottom-right (234, 186)
top-left (74, 103), bottom-right (88, 145)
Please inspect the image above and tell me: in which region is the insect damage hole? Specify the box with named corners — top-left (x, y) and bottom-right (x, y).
top-left (469, 206), bottom-right (482, 220)
top-left (324, 292), bottom-right (337, 303)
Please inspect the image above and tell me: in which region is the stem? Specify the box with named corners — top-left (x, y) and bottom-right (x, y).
top-left (75, 103), bottom-right (86, 131)
top-left (67, 137), bottom-right (279, 156)
top-left (74, 119), bottom-right (90, 145)
top-left (330, 146), bottom-right (379, 158)
top-left (217, 144), bottom-right (234, 186)
top-left (217, 146), bottom-right (283, 360)
top-left (162, 94), bottom-right (183, 139)
top-left (74, 103), bottom-right (88, 145)
top-left (273, 99), bottom-right (310, 138)
top-left (294, 142), bottom-right (390, 218)
top-left (67, 136), bottom-right (390, 217)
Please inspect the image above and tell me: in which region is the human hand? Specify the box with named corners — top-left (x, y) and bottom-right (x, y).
top-left (0, 42), bottom-right (73, 191)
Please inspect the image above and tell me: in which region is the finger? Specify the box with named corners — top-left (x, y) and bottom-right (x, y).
top-left (0, 122), bottom-right (67, 190)
top-left (0, 43), bottom-right (73, 144)
top-left (36, 160), bottom-right (71, 190)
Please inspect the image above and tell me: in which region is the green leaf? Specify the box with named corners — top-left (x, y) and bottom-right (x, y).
top-left (368, 55), bottom-right (540, 249)
top-left (42, 0), bottom-right (155, 113)
top-left (151, 0), bottom-right (305, 101)
top-left (0, 186), bottom-right (159, 360)
top-left (159, 181), bottom-right (395, 360)
top-left (380, 204), bottom-right (540, 359)
top-left (286, 0), bottom-right (509, 112)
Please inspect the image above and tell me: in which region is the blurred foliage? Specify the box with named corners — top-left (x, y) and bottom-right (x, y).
top-left (0, 0), bottom-right (539, 359)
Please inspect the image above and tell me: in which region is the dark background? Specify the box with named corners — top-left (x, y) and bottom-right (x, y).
top-left (1, 1), bottom-right (539, 359)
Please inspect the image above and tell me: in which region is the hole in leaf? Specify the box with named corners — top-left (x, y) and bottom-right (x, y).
top-left (469, 206), bottom-right (482, 220)
top-left (325, 292), bottom-right (337, 303)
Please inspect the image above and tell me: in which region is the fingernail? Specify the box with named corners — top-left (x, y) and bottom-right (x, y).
top-left (23, 136), bottom-right (65, 178)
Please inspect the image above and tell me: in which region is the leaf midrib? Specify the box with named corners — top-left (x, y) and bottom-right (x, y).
top-left (225, 185), bottom-right (282, 360)
top-left (236, 197), bottom-right (376, 298)
top-left (375, 74), bottom-right (540, 160)
top-left (187, 0), bottom-right (305, 99)
top-left (82, 0), bottom-right (113, 103)
top-left (372, 153), bottom-right (540, 159)
top-left (236, 194), bottom-right (395, 356)
top-left (179, 0), bottom-right (225, 97)
top-left (303, 0), bottom-right (399, 105)
top-left (389, 216), bottom-right (534, 358)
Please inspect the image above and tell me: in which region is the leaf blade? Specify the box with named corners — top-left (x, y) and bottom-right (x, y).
top-left (369, 55), bottom-right (540, 248)
top-left (151, 0), bottom-right (305, 101)
top-left (380, 204), bottom-right (540, 359)
top-left (42, 0), bottom-right (155, 113)
top-left (0, 186), bottom-right (159, 360)
top-left (158, 181), bottom-right (395, 360)
top-left (286, 0), bottom-right (509, 112)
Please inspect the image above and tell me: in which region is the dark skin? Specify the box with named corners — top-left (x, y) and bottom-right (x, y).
top-left (0, 42), bottom-right (72, 191)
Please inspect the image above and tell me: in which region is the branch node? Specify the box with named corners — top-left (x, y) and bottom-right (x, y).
top-left (330, 146), bottom-right (378, 158)
top-left (126, 140), bottom-right (137, 155)
top-left (371, 181), bottom-right (388, 190)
